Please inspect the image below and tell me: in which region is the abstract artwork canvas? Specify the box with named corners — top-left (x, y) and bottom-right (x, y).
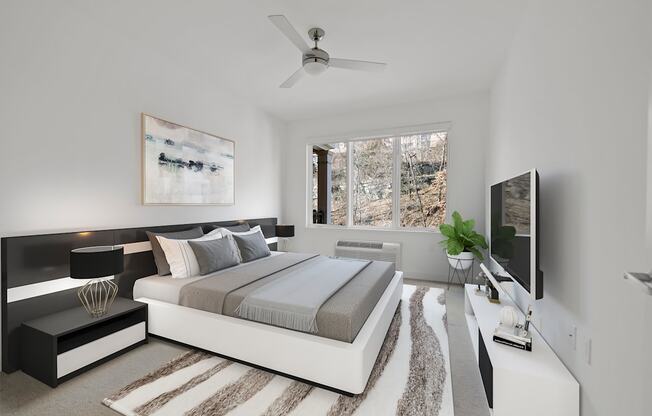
top-left (142, 114), bottom-right (235, 205)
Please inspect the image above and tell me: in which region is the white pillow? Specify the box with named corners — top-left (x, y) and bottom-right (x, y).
top-left (156, 229), bottom-right (223, 279)
top-left (218, 225), bottom-right (264, 262)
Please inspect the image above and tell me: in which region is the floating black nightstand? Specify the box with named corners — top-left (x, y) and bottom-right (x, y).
top-left (20, 298), bottom-right (147, 387)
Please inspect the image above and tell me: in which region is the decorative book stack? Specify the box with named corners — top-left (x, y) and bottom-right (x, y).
top-left (493, 325), bottom-right (532, 351)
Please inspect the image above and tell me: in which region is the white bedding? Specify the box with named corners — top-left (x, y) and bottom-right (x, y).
top-left (133, 251), bottom-right (283, 304)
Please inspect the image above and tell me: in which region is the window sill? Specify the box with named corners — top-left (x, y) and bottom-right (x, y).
top-left (305, 224), bottom-right (442, 234)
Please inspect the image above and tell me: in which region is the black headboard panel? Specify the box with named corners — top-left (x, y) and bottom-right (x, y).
top-left (1, 217), bottom-right (277, 372)
top-left (3, 231), bottom-right (115, 289)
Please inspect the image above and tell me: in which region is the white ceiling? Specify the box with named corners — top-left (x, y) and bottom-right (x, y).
top-left (76, 0), bottom-right (525, 121)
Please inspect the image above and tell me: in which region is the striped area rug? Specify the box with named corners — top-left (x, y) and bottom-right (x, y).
top-left (103, 285), bottom-right (453, 416)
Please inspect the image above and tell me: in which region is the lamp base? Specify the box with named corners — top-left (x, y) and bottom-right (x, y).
top-left (77, 278), bottom-right (118, 318)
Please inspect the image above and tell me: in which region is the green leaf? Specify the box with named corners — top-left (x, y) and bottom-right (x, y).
top-left (459, 234), bottom-right (475, 248)
top-left (452, 211), bottom-right (464, 234)
top-left (470, 233), bottom-right (488, 249)
top-left (463, 219), bottom-right (475, 234)
top-left (468, 247), bottom-right (485, 261)
top-left (446, 239), bottom-right (464, 255)
top-left (439, 224), bottom-right (456, 239)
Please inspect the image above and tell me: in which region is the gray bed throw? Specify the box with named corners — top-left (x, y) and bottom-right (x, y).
top-left (235, 257), bottom-right (370, 333)
top-left (179, 253), bottom-right (317, 314)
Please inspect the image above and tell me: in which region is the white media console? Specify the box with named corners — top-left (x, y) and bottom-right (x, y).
top-left (464, 266), bottom-right (579, 416)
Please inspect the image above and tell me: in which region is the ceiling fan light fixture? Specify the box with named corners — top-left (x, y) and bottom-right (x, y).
top-left (303, 59), bottom-right (327, 76)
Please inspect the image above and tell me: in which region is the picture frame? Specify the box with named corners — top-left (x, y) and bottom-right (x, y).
top-left (142, 113), bottom-right (235, 205)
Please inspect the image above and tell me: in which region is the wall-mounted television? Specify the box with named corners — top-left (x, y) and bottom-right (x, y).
top-left (490, 169), bottom-right (543, 299)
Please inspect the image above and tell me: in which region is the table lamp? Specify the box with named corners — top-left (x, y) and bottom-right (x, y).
top-left (70, 246), bottom-right (123, 317)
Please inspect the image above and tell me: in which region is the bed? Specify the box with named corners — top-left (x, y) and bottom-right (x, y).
top-left (133, 251), bottom-right (403, 394)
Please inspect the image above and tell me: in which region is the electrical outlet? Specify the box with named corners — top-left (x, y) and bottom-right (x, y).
top-left (584, 338), bottom-right (592, 365)
top-left (570, 326), bottom-right (577, 351)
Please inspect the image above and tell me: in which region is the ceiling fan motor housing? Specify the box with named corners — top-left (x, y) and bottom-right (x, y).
top-left (303, 48), bottom-right (330, 67)
top-left (303, 27), bottom-right (329, 75)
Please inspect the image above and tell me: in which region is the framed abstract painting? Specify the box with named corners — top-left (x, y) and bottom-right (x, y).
top-left (142, 114), bottom-right (235, 205)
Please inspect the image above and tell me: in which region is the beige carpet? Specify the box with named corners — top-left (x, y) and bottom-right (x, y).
top-left (103, 285), bottom-right (453, 416)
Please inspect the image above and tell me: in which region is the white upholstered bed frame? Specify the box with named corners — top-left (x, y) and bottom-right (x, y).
top-left (135, 271), bottom-right (403, 394)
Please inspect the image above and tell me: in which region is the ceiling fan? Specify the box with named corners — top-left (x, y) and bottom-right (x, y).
top-left (268, 15), bottom-right (387, 88)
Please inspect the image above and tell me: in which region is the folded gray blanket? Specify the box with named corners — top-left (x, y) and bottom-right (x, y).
top-left (235, 256), bottom-right (371, 333)
top-left (179, 253), bottom-right (317, 314)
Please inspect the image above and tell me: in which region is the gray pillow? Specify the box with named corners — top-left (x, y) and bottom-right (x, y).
top-left (188, 237), bottom-right (241, 275)
top-left (233, 232), bottom-right (271, 263)
top-left (146, 226), bottom-right (204, 276)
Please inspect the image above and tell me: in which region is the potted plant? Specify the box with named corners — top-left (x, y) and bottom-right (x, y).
top-left (439, 211), bottom-right (488, 270)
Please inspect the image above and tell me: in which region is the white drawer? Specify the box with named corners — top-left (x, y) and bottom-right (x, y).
top-left (57, 321), bottom-right (146, 378)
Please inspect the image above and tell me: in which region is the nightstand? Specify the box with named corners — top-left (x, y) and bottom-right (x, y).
top-left (20, 297), bottom-right (147, 387)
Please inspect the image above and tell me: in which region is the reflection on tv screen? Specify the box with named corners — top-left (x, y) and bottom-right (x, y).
top-left (490, 172), bottom-right (531, 291)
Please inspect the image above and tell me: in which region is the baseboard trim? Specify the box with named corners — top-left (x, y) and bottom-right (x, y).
top-left (401, 271), bottom-right (448, 283)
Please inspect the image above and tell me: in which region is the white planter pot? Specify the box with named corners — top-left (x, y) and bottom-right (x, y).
top-left (447, 251), bottom-right (475, 270)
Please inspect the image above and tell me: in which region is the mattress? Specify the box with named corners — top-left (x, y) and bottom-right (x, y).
top-left (133, 252), bottom-right (395, 343)
top-left (133, 252), bottom-right (284, 304)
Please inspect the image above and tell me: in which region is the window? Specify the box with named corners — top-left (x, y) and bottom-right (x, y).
top-left (310, 128), bottom-right (448, 230)
top-left (312, 143), bottom-right (347, 226)
top-left (399, 132), bottom-right (448, 228)
top-left (352, 138), bottom-right (393, 226)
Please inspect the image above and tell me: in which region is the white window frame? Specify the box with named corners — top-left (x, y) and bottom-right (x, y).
top-left (306, 122), bottom-right (451, 233)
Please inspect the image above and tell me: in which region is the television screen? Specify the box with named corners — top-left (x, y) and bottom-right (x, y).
top-left (490, 171), bottom-right (537, 294)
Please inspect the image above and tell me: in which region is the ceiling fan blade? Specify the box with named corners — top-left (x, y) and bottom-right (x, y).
top-left (268, 15), bottom-right (311, 53)
top-left (329, 58), bottom-right (387, 72)
top-left (280, 67), bottom-right (306, 88)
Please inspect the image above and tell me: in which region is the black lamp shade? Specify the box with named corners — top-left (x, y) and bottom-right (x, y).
top-left (70, 246), bottom-right (124, 279)
top-left (275, 225), bottom-right (295, 238)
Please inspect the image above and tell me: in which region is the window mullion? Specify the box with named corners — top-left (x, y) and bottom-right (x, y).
top-left (392, 137), bottom-right (401, 229)
top-left (346, 143), bottom-right (353, 227)
top-left (307, 145), bottom-right (313, 226)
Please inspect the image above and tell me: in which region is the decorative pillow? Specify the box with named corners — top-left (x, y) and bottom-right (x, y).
top-left (146, 226), bottom-right (204, 276)
top-left (232, 231), bottom-right (271, 263)
top-left (188, 235), bottom-right (241, 275)
top-left (219, 225), bottom-right (264, 261)
top-left (156, 229), bottom-right (223, 279)
top-left (208, 223), bottom-right (250, 233)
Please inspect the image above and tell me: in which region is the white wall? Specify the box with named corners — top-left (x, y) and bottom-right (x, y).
top-left (488, 1), bottom-right (652, 415)
top-left (0, 2), bottom-right (285, 237)
top-left (284, 93), bottom-right (489, 281)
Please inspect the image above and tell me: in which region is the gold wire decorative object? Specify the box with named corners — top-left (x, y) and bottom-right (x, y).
top-left (77, 278), bottom-right (119, 318)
